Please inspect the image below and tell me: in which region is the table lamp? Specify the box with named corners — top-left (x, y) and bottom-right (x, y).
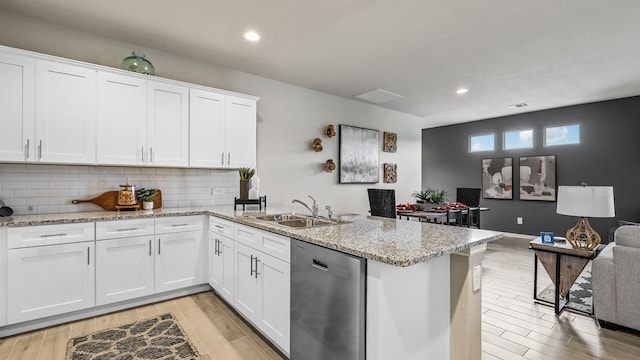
top-left (556, 184), bottom-right (615, 250)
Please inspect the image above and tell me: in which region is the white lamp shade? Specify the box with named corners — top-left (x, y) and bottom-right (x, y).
top-left (556, 186), bottom-right (615, 218)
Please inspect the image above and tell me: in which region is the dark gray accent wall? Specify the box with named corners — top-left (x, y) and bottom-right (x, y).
top-left (422, 95), bottom-right (640, 238)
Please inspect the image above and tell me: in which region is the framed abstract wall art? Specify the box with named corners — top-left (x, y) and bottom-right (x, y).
top-left (519, 155), bottom-right (556, 201)
top-left (482, 157), bottom-right (513, 199)
top-left (339, 125), bottom-right (380, 183)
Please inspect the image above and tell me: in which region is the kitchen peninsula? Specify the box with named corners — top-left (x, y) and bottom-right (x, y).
top-left (0, 206), bottom-right (503, 359)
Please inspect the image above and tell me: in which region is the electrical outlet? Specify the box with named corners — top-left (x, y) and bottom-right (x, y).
top-left (472, 265), bottom-right (481, 292)
top-left (212, 188), bottom-right (224, 195)
top-left (517, 217), bottom-right (523, 225)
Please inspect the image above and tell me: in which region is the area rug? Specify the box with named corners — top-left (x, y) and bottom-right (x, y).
top-left (538, 265), bottom-right (592, 314)
top-left (66, 313), bottom-right (200, 360)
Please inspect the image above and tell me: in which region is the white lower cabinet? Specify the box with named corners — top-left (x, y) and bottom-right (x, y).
top-left (7, 242), bottom-right (95, 324)
top-left (156, 230), bottom-right (206, 293)
top-left (234, 240), bottom-right (290, 353)
top-left (209, 233), bottom-right (234, 304)
top-left (95, 235), bottom-right (155, 305)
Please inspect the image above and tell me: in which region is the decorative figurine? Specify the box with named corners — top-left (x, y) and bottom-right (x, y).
top-left (311, 138), bottom-right (323, 152)
top-left (325, 124), bottom-right (337, 138)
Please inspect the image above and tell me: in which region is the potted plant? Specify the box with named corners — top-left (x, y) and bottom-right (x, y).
top-left (412, 189), bottom-right (434, 204)
top-left (136, 188), bottom-right (158, 210)
top-left (238, 168), bottom-right (255, 200)
top-left (412, 187), bottom-right (449, 209)
top-left (428, 188), bottom-right (449, 205)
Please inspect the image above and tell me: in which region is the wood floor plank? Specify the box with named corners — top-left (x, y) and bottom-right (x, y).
top-left (7, 330), bottom-right (45, 360)
top-left (38, 325), bottom-right (70, 360)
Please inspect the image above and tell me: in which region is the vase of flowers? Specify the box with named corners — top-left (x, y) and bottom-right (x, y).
top-left (238, 168), bottom-right (255, 200)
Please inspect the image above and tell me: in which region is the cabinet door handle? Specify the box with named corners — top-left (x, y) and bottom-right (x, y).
top-left (254, 257), bottom-right (260, 279)
top-left (149, 239), bottom-right (152, 256)
top-left (116, 228), bottom-right (138, 232)
top-left (227, 152), bottom-right (231, 166)
top-left (38, 140), bottom-right (42, 160)
top-left (39, 233), bottom-right (67, 238)
top-left (221, 152), bottom-right (225, 166)
top-left (25, 139), bottom-right (30, 160)
top-left (158, 238), bottom-right (161, 255)
top-left (141, 146), bottom-right (145, 163)
top-left (87, 246), bottom-right (90, 265)
top-left (250, 255), bottom-right (255, 276)
top-left (171, 224), bottom-right (190, 227)
top-left (214, 225), bottom-right (223, 229)
top-left (150, 147), bottom-right (154, 163)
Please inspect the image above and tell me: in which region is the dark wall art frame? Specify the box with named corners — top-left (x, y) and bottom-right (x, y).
top-left (519, 155), bottom-right (557, 201)
top-left (482, 157), bottom-right (513, 199)
top-left (339, 124), bottom-right (380, 184)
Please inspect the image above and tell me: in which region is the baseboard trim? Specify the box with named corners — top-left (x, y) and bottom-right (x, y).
top-left (0, 284), bottom-right (211, 338)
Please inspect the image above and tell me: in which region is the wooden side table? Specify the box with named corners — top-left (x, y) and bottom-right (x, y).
top-left (529, 236), bottom-right (596, 315)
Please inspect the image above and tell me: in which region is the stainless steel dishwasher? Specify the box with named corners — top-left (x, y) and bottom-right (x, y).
top-left (290, 239), bottom-right (366, 360)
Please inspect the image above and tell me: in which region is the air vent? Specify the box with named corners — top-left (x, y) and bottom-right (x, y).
top-left (509, 103), bottom-right (528, 108)
top-left (355, 89), bottom-right (403, 104)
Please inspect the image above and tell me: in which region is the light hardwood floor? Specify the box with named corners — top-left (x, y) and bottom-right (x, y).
top-left (1, 237), bottom-right (639, 359)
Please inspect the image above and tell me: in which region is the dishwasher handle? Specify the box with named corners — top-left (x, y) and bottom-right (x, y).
top-left (312, 259), bottom-right (328, 271)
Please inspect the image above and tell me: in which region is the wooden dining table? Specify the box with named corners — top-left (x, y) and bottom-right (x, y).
top-left (396, 207), bottom-right (490, 228)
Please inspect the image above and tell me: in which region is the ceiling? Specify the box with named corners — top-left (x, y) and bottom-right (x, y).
top-left (2, 0), bottom-right (640, 127)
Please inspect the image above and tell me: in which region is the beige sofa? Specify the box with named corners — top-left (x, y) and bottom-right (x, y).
top-left (592, 225), bottom-right (640, 330)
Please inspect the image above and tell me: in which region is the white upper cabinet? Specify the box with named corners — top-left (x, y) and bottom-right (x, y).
top-left (189, 90), bottom-right (257, 168)
top-left (147, 81), bottom-right (189, 167)
top-left (226, 95), bottom-right (257, 168)
top-left (0, 53), bottom-right (35, 162)
top-left (189, 88), bottom-right (225, 168)
top-left (96, 70), bottom-right (147, 165)
top-left (35, 60), bottom-right (96, 164)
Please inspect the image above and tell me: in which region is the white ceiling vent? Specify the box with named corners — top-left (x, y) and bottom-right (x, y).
top-left (355, 89), bottom-right (403, 104)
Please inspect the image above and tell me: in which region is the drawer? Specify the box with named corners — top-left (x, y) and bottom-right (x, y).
top-left (257, 230), bottom-right (290, 263)
top-left (7, 222), bottom-right (95, 249)
top-left (234, 223), bottom-right (259, 248)
top-left (155, 215), bottom-right (204, 234)
top-left (209, 216), bottom-right (234, 237)
top-left (96, 218), bottom-right (155, 240)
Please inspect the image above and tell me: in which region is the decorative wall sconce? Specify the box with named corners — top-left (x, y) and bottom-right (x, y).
top-left (383, 163), bottom-right (397, 183)
top-left (383, 132), bottom-right (397, 152)
top-left (311, 138), bottom-right (323, 152)
top-left (324, 159), bottom-right (336, 172)
top-left (325, 124), bottom-right (337, 138)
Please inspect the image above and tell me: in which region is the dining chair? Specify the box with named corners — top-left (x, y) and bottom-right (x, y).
top-left (367, 189), bottom-right (397, 218)
top-left (456, 188), bottom-right (481, 228)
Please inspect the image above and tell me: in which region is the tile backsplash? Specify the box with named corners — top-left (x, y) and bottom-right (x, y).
top-left (0, 164), bottom-right (240, 215)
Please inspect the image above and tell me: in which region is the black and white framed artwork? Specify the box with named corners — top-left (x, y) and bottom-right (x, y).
top-left (339, 125), bottom-right (380, 184)
top-left (519, 155), bottom-right (556, 201)
top-left (482, 157), bottom-right (513, 199)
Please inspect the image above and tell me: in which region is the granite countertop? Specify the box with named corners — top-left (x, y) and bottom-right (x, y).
top-left (0, 206), bottom-right (503, 267)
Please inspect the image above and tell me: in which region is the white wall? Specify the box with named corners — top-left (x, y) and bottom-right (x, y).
top-left (0, 11), bottom-right (423, 215)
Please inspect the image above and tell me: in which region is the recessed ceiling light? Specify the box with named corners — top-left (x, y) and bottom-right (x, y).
top-left (244, 31), bottom-right (260, 42)
top-left (456, 88), bottom-right (469, 95)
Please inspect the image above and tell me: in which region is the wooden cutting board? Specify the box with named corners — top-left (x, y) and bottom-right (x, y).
top-left (72, 190), bottom-right (162, 211)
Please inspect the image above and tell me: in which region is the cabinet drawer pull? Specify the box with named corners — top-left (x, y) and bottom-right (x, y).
top-left (39, 233), bottom-right (67, 238)
top-left (158, 238), bottom-right (161, 254)
top-left (25, 139), bottom-right (30, 159)
top-left (141, 146), bottom-right (145, 163)
top-left (170, 224), bottom-right (190, 227)
top-left (87, 246), bottom-right (90, 265)
top-left (116, 228), bottom-right (138, 232)
top-left (214, 225), bottom-right (224, 229)
top-left (38, 139), bottom-right (42, 160)
top-left (149, 239), bottom-right (152, 257)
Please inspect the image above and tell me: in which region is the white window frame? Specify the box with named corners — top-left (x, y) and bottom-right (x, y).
top-left (544, 123), bottom-right (580, 147)
top-left (503, 128), bottom-right (534, 150)
top-left (468, 133), bottom-right (495, 153)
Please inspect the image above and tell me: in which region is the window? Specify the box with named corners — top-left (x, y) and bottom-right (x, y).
top-left (469, 134), bottom-right (495, 152)
top-left (545, 124), bottom-right (580, 146)
top-left (504, 129), bottom-right (533, 150)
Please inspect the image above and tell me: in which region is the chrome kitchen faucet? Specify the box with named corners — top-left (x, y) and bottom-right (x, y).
top-left (291, 195), bottom-right (318, 217)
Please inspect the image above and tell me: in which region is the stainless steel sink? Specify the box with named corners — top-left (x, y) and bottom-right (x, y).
top-left (251, 213), bottom-right (349, 228)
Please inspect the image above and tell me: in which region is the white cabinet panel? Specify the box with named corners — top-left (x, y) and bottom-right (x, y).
top-left (189, 88), bottom-right (225, 168)
top-left (155, 230), bottom-right (206, 293)
top-left (35, 60), bottom-right (96, 164)
top-left (209, 216), bottom-right (234, 238)
top-left (95, 218), bottom-right (154, 240)
top-left (258, 252), bottom-right (290, 351)
top-left (234, 242), bottom-right (261, 321)
top-left (226, 96), bottom-right (256, 168)
top-left (155, 215), bottom-right (204, 234)
top-left (0, 53), bottom-right (34, 162)
top-left (147, 81), bottom-right (189, 167)
top-left (209, 234), bottom-right (234, 304)
top-left (96, 236), bottom-right (155, 305)
top-left (96, 70), bottom-right (147, 165)
top-left (0, 228), bottom-right (7, 326)
top-left (7, 222), bottom-right (95, 249)
top-left (235, 224), bottom-right (259, 249)
top-left (7, 242), bottom-right (95, 324)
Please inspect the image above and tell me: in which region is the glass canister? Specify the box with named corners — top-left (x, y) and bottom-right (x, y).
top-left (120, 51), bottom-right (155, 75)
top-left (117, 184), bottom-right (137, 206)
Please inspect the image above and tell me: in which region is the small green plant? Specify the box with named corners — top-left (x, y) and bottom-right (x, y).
top-left (238, 167), bottom-right (255, 180)
top-left (428, 188), bottom-right (449, 204)
top-left (136, 188), bottom-right (158, 202)
top-left (412, 189), bottom-right (433, 203)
